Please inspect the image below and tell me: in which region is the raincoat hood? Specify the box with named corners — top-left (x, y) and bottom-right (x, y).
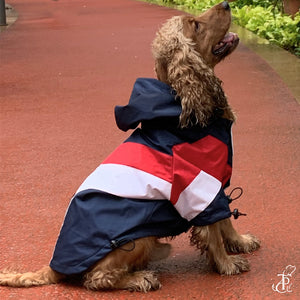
top-left (115, 78), bottom-right (181, 131)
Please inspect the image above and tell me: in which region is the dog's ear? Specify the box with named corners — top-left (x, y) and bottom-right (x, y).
top-left (168, 46), bottom-right (229, 127)
top-left (152, 16), bottom-right (234, 128)
top-left (154, 58), bottom-right (169, 84)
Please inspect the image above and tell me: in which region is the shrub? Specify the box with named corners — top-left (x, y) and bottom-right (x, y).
top-left (232, 4), bottom-right (300, 54)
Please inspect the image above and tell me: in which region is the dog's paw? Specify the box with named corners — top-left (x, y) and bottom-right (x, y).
top-left (126, 271), bottom-right (161, 292)
top-left (225, 234), bottom-right (261, 254)
top-left (217, 255), bottom-right (250, 275)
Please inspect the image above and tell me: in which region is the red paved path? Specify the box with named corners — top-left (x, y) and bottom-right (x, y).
top-left (0, 0), bottom-right (299, 299)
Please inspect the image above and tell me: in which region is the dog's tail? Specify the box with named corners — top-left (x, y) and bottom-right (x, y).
top-left (0, 266), bottom-right (65, 287)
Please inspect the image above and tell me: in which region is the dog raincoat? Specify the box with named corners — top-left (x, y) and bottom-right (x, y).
top-left (50, 78), bottom-right (233, 275)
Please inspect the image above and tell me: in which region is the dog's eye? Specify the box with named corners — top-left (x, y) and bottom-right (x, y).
top-left (194, 21), bottom-right (200, 31)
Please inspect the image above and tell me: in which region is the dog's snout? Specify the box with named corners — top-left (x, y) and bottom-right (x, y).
top-left (221, 1), bottom-right (230, 11)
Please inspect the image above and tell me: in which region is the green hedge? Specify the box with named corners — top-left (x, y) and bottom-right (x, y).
top-left (157, 0), bottom-right (300, 56)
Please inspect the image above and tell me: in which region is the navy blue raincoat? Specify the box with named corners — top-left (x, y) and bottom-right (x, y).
top-left (50, 78), bottom-right (233, 275)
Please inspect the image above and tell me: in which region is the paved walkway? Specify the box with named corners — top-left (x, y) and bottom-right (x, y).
top-left (0, 0), bottom-right (299, 299)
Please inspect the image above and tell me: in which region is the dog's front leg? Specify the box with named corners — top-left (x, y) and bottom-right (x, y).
top-left (190, 222), bottom-right (250, 275)
top-left (219, 218), bottom-right (261, 254)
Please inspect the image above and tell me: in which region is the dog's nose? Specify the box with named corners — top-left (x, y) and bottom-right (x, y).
top-left (221, 1), bottom-right (230, 10)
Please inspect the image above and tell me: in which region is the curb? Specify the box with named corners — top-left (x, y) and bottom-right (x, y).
top-left (231, 23), bottom-right (300, 104)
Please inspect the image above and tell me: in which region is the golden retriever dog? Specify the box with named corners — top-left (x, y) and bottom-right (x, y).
top-left (0, 1), bottom-right (260, 292)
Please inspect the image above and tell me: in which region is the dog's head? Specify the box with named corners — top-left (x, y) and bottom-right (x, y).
top-left (152, 1), bottom-right (238, 127)
top-left (182, 1), bottom-right (239, 68)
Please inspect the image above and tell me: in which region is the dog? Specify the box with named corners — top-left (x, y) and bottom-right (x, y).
top-left (0, 2), bottom-right (260, 292)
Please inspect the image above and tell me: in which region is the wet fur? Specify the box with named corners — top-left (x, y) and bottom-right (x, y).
top-left (0, 2), bottom-right (260, 292)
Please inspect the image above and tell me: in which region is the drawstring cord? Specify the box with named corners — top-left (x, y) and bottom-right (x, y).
top-left (226, 187), bottom-right (247, 219)
top-left (227, 187), bottom-right (243, 203)
top-left (110, 238), bottom-right (136, 251)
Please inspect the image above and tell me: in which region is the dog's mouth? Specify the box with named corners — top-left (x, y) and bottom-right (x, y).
top-left (212, 32), bottom-right (239, 56)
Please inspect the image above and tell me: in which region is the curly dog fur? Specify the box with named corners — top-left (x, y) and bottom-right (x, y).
top-left (0, 2), bottom-right (260, 292)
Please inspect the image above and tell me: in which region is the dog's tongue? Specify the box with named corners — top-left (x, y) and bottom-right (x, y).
top-left (213, 32), bottom-right (237, 54)
top-left (222, 32), bottom-right (236, 43)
